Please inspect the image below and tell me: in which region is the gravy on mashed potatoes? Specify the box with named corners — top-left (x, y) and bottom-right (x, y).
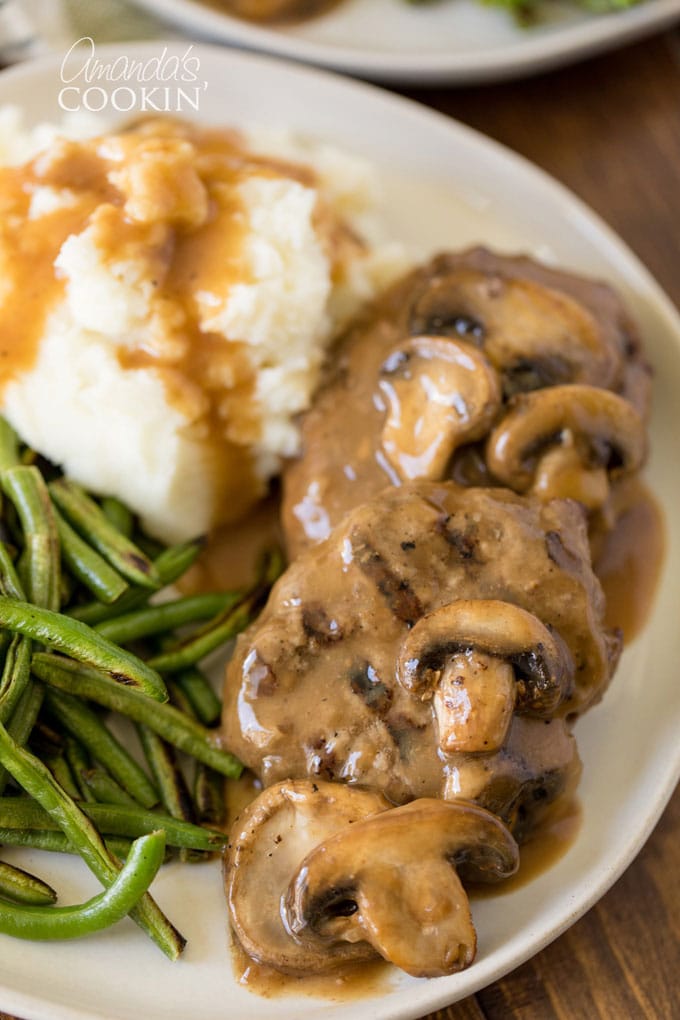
top-left (0, 115), bottom-right (400, 542)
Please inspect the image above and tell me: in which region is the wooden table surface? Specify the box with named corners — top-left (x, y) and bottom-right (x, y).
top-left (1, 22), bottom-right (679, 1020)
top-left (406, 30), bottom-right (680, 1020)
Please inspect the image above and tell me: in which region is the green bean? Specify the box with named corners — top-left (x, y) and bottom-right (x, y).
top-left (0, 797), bottom-right (226, 851)
top-left (80, 768), bottom-right (139, 807)
top-left (45, 690), bottom-right (159, 809)
top-left (167, 674), bottom-right (224, 828)
top-left (148, 548), bottom-right (282, 674)
top-left (166, 677), bottom-right (194, 717)
top-left (147, 592), bottom-right (258, 674)
top-left (46, 753), bottom-right (82, 801)
top-left (136, 726), bottom-right (199, 861)
top-left (64, 735), bottom-right (96, 803)
top-left (0, 860), bottom-right (57, 906)
top-left (0, 417), bottom-right (20, 473)
top-left (0, 828), bottom-right (133, 858)
top-left (0, 719), bottom-right (185, 958)
top-left (0, 830), bottom-right (165, 941)
top-left (133, 532), bottom-right (165, 561)
top-left (93, 591), bottom-right (240, 646)
top-left (28, 718), bottom-right (62, 755)
top-left (173, 668), bottom-right (222, 727)
top-left (194, 764), bottom-right (225, 828)
top-left (33, 654), bottom-right (242, 779)
top-left (54, 507), bottom-right (129, 605)
top-left (2, 466), bottom-right (60, 611)
top-left (59, 570), bottom-right (75, 608)
top-left (0, 542), bottom-right (24, 599)
top-left (0, 680), bottom-right (45, 795)
top-left (0, 596), bottom-right (166, 701)
top-left (0, 634), bottom-right (32, 725)
top-left (100, 497), bottom-right (134, 539)
top-left (0, 630), bottom-right (11, 658)
top-left (9, 681), bottom-right (45, 744)
top-left (137, 726), bottom-right (193, 819)
top-left (49, 479), bottom-right (160, 590)
top-left (68, 539), bottom-right (205, 626)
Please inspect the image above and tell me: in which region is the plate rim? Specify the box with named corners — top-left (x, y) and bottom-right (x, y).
top-left (129, 0), bottom-right (680, 83)
top-left (0, 40), bottom-right (678, 1020)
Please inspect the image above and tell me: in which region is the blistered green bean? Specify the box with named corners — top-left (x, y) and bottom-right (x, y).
top-left (0, 796), bottom-right (225, 851)
top-left (166, 677), bottom-right (194, 718)
top-left (49, 479), bottom-right (160, 590)
top-left (68, 539), bottom-right (204, 626)
top-left (0, 830), bottom-right (165, 942)
top-left (80, 768), bottom-right (139, 808)
top-left (2, 466), bottom-right (60, 611)
top-left (100, 497), bottom-right (134, 538)
top-left (0, 634), bottom-right (32, 725)
top-left (45, 690), bottom-right (159, 809)
top-left (0, 828), bottom-right (132, 859)
top-left (54, 507), bottom-right (129, 605)
top-left (173, 668), bottom-right (222, 727)
top-left (147, 549), bottom-right (282, 674)
top-left (147, 594), bottom-right (257, 674)
top-left (0, 859), bottom-right (57, 906)
top-left (0, 542), bottom-right (24, 600)
top-left (137, 726), bottom-right (193, 820)
top-left (0, 680), bottom-right (44, 795)
top-left (0, 719), bottom-right (185, 958)
top-left (64, 734), bottom-right (96, 803)
top-left (194, 764), bottom-right (225, 828)
top-left (94, 591), bottom-right (239, 646)
top-left (48, 753), bottom-right (82, 801)
top-left (0, 596), bottom-right (167, 700)
top-left (0, 418), bottom-right (20, 473)
top-left (33, 654), bottom-right (242, 779)
top-left (136, 726), bottom-right (199, 861)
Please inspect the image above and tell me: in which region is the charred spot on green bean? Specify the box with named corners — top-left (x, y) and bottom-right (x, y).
top-left (0, 415), bottom-right (280, 956)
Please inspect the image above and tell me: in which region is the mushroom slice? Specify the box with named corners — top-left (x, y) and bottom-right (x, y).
top-left (285, 798), bottom-right (519, 978)
top-left (379, 335), bottom-right (501, 482)
top-left (486, 383), bottom-right (646, 509)
top-left (226, 779), bottom-right (390, 973)
top-left (407, 267), bottom-right (621, 395)
top-left (395, 600), bottom-right (573, 753)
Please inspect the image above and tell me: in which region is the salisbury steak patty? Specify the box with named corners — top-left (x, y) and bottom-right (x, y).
top-left (223, 482), bottom-right (619, 835)
top-left (282, 247), bottom-right (650, 557)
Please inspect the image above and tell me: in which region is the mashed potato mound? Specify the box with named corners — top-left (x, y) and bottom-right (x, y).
top-left (0, 112), bottom-right (402, 542)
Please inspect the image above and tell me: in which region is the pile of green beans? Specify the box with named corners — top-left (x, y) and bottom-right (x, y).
top-left (0, 416), bottom-right (282, 955)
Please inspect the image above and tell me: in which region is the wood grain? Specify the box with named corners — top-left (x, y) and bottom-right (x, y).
top-left (406, 33), bottom-right (680, 306)
top-left (407, 30), bottom-right (680, 1020)
top-left (0, 26), bottom-right (679, 1020)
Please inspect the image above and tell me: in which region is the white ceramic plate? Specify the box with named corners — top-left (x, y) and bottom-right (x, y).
top-left (130, 0), bottom-right (680, 84)
top-left (0, 42), bottom-right (678, 1020)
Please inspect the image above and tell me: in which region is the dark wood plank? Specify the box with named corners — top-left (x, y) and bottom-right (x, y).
top-left (426, 998), bottom-right (487, 1020)
top-left (1, 27), bottom-right (679, 1020)
top-left (428, 785), bottom-right (680, 1020)
top-left (413, 30), bottom-right (680, 1020)
top-left (405, 33), bottom-right (680, 308)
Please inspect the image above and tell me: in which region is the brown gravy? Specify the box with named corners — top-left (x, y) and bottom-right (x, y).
top-left (469, 797), bottom-right (582, 900)
top-left (0, 118), bottom-right (334, 530)
top-left (232, 941), bottom-right (393, 1001)
top-left (224, 770), bottom-right (394, 1000)
top-left (181, 490), bottom-right (284, 594)
top-left (227, 797), bottom-right (581, 999)
top-left (594, 480), bottom-right (665, 644)
top-left (223, 769), bottom-right (262, 829)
